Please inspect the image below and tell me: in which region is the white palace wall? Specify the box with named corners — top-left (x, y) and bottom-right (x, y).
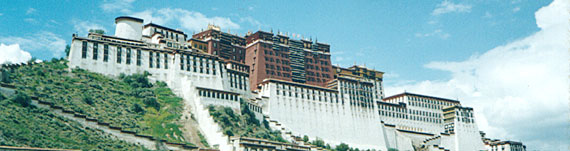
top-left (257, 81), bottom-right (387, 150)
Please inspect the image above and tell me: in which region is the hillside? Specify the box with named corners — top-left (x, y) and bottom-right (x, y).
top-left (0, 59), bottom-right (201, 148)
top-left (0, 90), bottom-right (145, 150)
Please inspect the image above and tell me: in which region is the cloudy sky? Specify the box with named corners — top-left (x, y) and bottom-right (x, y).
top-left (0, 0), bottom-right (567, 149)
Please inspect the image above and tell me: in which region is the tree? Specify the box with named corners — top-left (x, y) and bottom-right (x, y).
top-left (1, 69), bottom-right (11, 83)
top-left (64, 45), bottom-right (71, 57)
top-left (311, 138), bottom-right (325, 148)
top-left (89, 29), bottom-right (105, 34)
top-left (303, 135), bottom-right (309, 142)
top-left (12, 91), bottom-right (31, 107)
top-left (335, 143), bottom-right (350, 151)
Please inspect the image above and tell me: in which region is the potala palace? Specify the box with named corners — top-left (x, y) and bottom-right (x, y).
top-left (67, 16), bottom-right (526, 151)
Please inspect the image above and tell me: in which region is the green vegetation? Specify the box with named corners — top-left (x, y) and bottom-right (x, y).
top-left (208, 100), bottom-right (287, 143)
top-left (335, 143), bottom-right (350, 151)
top-left (0, 91), bottom-right (144, 150)
top-left (88, 29), bottom-right (105, 34)
top-left (7, 59), bottom-right (190, 145)
top-left (197, 131), bottom-right (210, 147)
top-left (64, 45), bottom-right (70, 57)
top-left (11, 91), bottom-right (31, 107)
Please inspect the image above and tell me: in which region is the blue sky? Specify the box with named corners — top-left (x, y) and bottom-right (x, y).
top-left (1, 0), bottom-right (568, 150)
top-left (0, 0), bottom-right (551, 83)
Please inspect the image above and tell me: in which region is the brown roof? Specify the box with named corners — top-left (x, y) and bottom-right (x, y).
top-left (115, 16), bottom-right (143, 23)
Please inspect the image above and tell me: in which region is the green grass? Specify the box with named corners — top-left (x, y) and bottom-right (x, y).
top-left (5, 59), bottom-right (191, 145)
top-left (0, 92), bottom-right (144, 150)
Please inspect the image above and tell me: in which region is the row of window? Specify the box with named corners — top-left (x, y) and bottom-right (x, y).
top-left (265, 56), bottom-right (290, 65)
top-left (379, 110), bottom-right (443, 124)
top-left (305, 58), bottom-right (329, 66)
top-left (263, 49), bottom-right (289, 58)
top-left (408, 96), bottom-right (457, 107)
top-left (306, 76), bottom-right (326, 83)
top-left (274, 84), bottom-right (341, 104)
top-left (228, 72), bottom-right (247, 90)
top-left (247, 102), bottom-right (262, 113)
top-left (265, 63), bottom-right (290, 72)
top-left (339, 81), bottom-right (376, 104)
top-left (198, 89), bottom-right (239, 102)
top-left (265, 70), bottom-right (291, 78)
top-left (153, 27), bottom-right (183, 42)
top-left (305, 64), bottom-right (330, 72)
top-left (306, 71), bottom-right (330, 78)
top-left (81, 41), bottom-right (143, 66)
top-left (148, 51), bottom-right (168, 69)
top-left (179, 54), bottom-right (220, 75)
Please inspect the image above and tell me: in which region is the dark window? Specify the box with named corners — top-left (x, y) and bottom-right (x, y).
top-left (103, 45), bottom-right (109, 62)
top-left (164, 53), bottom-right (168, 69)
top-left (116, 47), bottom-right (122, 63)
top-left (136, 49), bottom-right (141, 66)
top-left (92, 42), bottom-right (98, 60)
top-left (149, 51), bottom-right (153, 68)
top-left (156, 52), bottom-right (160, 68)
top-left (126, 48), bottom-right (131, 64)
top-left (81, 41), bottom-right (87, 58)
top-left (180, 55), bottom-right (184, 70)
top-left (186, 55), bottom-right (190, 71)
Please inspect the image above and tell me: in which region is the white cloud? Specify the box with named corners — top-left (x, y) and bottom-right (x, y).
top-left (432, 1), bottom-right (472, 16)
top-left (72, 20), bottom-right (107, 36)
top-left (388, 0), bottom-right (569, 149)
top-left (415, 29), bottom-right (450, 39)
top-left (131, 8), bottom-right (240, 33)
top-left (101, 0), bottom-right (135, 13)
top-left (0, 31), bottom-right (67, 58)
top-left (239, 16), bottom-right (265, 29)
top-left (26, 8), bottom-right (36, 15)
top-left (513, 7), bottom-right (521, 12)
top-left (0, 43), bottom-right (32, 64)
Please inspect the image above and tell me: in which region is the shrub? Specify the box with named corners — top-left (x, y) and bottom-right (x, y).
top-left (11, 91), bottom-right (31, 107)
top-left (132, 103), bottom-right (145, 114)
top-left (143, 97), bottom-right (160, 111)
top-left (223, 128), bottom-right (234, 136)
top-left (82, 94), bottom-right (94, 105)
top-left (121, 72), bottom-right (152, 88)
